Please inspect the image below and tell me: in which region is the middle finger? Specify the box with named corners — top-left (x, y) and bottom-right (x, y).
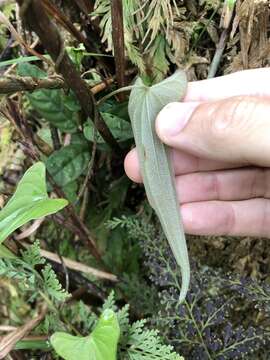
top-left (124, 147), bottom-right (242, 183)
top-left (176, 167), bottom-right (270, 204)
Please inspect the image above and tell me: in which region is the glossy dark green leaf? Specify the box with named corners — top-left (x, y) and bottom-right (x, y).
top-left (83, 112), bottom-right (133, 143)
top-left (51, 309), bottom-right (120, 360)
top-left (0, 162), bottom-right (68, 244)
top-left (46, 144), bottom-right (90, 187)
top-left (17, 63), bottom-right (79, 133)
top-left (99, 100), bottom-right (130, 122)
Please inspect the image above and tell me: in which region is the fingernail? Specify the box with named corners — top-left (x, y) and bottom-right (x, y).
top-left (156, 102), bottom-right (199, 137)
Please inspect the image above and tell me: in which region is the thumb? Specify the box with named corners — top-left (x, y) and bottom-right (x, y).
top-left (155, 96), bottom-right (270, 167)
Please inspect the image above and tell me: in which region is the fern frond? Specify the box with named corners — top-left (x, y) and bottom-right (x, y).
top-left (21, 240), bottom-right (45, 267)
top-left (0, 258), bottom-right (26, 280)
top-left (140, 220), bottom-right (266, 359)
top-left (230, 277), bottom-right (270, 316)
top-left (99, 290), bottom-right (182, 359)
top-left (102, 290), bottom-right (117, 311)
top-left (120, 318), bottom-right (182, 360)
top-left (42, 264), bottom-right (70, 302)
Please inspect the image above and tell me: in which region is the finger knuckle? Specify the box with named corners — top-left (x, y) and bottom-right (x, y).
top-left (208, 96), bottom-right (262, 141)
top-left (260, 199), bottom-right (270, 237)
top-left (264, 170), bottom-right (270, 198)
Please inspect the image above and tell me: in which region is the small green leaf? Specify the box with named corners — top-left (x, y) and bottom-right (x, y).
top-left (83, 112), bottom-right (133, 143)
top-left (46, 144), bottom-right (90, 187)
top-left (51, 309), bottom-right (120, 360)
top-left (66, 43), bottom-right (85, 69)
top-left (17, 63), bottom-right (79, 133)
top-left (0, 55), bottom-right (50, 68)
top-left (100, 100), bottom-right (130, 122)
top-left (0, 162), bottom-right (68, 243)
top-left (150, 34), bottom-right (170, 83)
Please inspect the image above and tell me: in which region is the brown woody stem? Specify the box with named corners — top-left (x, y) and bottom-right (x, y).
top-left (17, 0), bottom-right (122, 155)
top-left (111, 0), bottom-right (126, 100)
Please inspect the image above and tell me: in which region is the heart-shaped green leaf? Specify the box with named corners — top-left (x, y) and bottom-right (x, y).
top-left (0, 162), bottom-right (68, 244)
top-left (83, 112), bottom-right (133, 144)
top-left (51, 309), bottom-right (120, 360)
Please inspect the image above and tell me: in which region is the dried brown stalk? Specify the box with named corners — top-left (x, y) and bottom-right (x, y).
top-left (0, 306), bottom-right (47, 359)
top-left (39, 247), bottom-right (118, 282)
top-left (111, 0), bottom-right (126, 100)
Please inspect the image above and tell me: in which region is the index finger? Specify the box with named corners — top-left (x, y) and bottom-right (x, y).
top-left (185, 68), bottom-right (270, 102)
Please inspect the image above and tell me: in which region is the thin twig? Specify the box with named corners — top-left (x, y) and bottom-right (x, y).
top-left (76, 130), bottom-right (97, 203)
top-left (0, 327), bottom-right (17, 333)
top-left (0, 69), bottom-right (136, 95)
top-left (39, 247), bottom-right (118, 282)
top-left (49, 124), bottom-right (61, 150)
top-left (0, 306), bottom-right (47, 359)
top-left (52, 262), bottom-right (107, 300)
top-left (207, 0), bottom-right (236, 79)
top-left (207, 29), bottom-right (229, 79)
top-left (14, 218), bottom-right (44, 240)
top-left (0, 75), bottom-right (64, 94)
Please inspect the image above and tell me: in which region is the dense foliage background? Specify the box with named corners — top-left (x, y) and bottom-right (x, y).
top-left (0, 0), bottom-right (270, 359)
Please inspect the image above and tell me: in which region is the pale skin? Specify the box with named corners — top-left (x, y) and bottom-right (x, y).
top-left (124, 68), bottom-right (270, 238)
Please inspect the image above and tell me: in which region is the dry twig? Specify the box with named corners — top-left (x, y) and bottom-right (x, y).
top-left (0, 306), bottom-right (47, 359)
top-left (39, 247), bottom-right (118, 282)
top-left (111, 0), bottom-right (126, 99)
top-left (0, 75), bottom-right (64, 94)
top-left (208, 0), bottom-right (236, 78)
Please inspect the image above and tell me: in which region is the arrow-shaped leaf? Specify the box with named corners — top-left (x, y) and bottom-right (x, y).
top-left (51, 309), bottom-right (120, 360)
top-left (0, 162), bottom-right (68, 244)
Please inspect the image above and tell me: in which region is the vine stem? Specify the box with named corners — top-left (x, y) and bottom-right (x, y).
top-left (16, 0), bottom-right (122, 155)
top-left (97, 85), bottom-right (133, 106)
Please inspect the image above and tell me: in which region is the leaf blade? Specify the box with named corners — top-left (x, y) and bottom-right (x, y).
top-left (51, 309), bottom-right (120, 360)
top-left (17, 63), bottom-right (78, 133)
top-left (128, 70), bottom-right (190, 302)
top-left (0, 162), bottom-right (68, 243)
top-left (46, 144), bottom-right (90, 187)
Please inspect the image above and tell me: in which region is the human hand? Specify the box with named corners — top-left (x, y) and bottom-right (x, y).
top-left (124, 68), bottom-right (270, 237)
